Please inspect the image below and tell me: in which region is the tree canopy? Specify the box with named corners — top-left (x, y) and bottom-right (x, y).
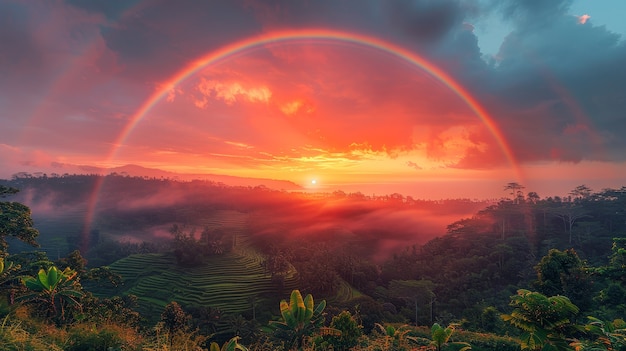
top-left (0, 185), bottom-right (39, 257)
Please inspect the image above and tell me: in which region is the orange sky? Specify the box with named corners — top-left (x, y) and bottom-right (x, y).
top-left (112, 41), bottom-right (513, 191)
top-left (2, 1), bottom-right (626, 200)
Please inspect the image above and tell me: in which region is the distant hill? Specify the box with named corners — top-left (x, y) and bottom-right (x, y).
top-left (109, 164), bottom-right (302, 190)
top-left (11, 163), bottom-right (302, 191)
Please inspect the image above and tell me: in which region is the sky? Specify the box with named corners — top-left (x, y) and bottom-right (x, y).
top-left (1, 0), bottom-right (626, 199)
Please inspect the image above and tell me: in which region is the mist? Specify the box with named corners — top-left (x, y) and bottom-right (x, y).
top-left (1, 175), bottom-right (489, 262)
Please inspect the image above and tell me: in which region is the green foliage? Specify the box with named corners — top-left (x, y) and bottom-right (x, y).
top-left (370, 323), bottom-right (418, 351)
top-left (571, 316), bottom-right (626, 351)
top-left (502, 289), bottom-right (579, 351)
top-left (324, 310), bottom-right (362, 351)
top-left (534, 249), bottom-right (593, 312)
top-left (479, 306), bottom-right (504, 333)
top-left (0, 188), bottom-right (40, 257)
top-left (429, 323), bottom-right (471, 351)
top-left (0, 256), bottom-right (21, 288)
top-left (160, 301), bottom-right (190, 335)
top-left (410, 326), bottom-right (520, 351)
top-left (80, 294), bottom-right (141, 327)
top-left (65, 327), bottom-right (127, 351)
top-left (19, 265), bottom-right (84, 323)
top-left (387, 279), bottom-right (435, 326)
top-left (269, 289), bottom-right (326, 350)
top-left (209, 336), bottom-right (249, 351)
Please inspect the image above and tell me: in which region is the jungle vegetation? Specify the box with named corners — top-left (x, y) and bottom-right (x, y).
top-left (1, 174), bottom-right (626, 350)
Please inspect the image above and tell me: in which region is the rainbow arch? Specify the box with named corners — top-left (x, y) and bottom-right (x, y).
top-left (108, 28), bottom-right (520, 174)
top-left (82, 29), bottom-right (524, 246)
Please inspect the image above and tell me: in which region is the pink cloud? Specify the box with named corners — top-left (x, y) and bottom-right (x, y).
top-left (196, 78), bottom-right (272, 106)
top-left (578, 14), bottom-right (590, 24)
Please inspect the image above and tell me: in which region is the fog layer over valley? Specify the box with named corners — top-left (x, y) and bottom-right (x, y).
top-left (2, 174), bottom-right (488, 262)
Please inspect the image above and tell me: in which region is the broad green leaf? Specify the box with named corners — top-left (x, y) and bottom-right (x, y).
top-left (23, 277), bottom-right (42, 291)
top-left (290, 290), bottom-right (304, 323)
top-left (313, 299), bottom-right (326, 317)
top-left (47, 266), bottom-right (58, 288)
top-left (37, 268), bottom-right (50, 290)
top-left (279, 300), bottom-right (295, 327)
top-left (303, 294), bottom-right (314, 320)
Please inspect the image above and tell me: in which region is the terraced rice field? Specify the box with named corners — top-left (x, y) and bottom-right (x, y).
top-left (110, 252), bottom-right (297, 316)
top-left (106, 210), bottom-right (298, 320)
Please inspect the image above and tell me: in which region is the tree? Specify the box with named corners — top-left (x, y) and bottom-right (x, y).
top-left (268, 289), bottom-right (327, 350)
top-left (388, 279), bottom-right (435, 325)
top-left (19, 265), bottom-right (84, 323)
top-left (504, 182), bottom-right (526, 204)
top-left (325, 311), bottom-right (362, 351)
top-left (549, 204), bottom-right (589, 244)
top-left (502, 289), bottom-right (579, 351)
top-left (0, 186), bottom-right (39, 257)
top-left (534, 249), bottom-right (594, 312)
top-left (569, 185), bottom-right (592, 201)
top-left (160, 301), bottom-right (190, 335)
top-left (170, 225), bottom-right (204, 267)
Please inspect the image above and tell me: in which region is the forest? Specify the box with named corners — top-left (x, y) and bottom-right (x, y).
top-left (1, 174), bottom-right (626, 350)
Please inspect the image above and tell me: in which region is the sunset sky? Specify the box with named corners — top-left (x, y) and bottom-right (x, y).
top-left (2, 0), bottom-right (626, 199)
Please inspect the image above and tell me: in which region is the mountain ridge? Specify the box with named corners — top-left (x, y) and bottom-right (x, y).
top-left (10, 163), bottom-right (303, 191)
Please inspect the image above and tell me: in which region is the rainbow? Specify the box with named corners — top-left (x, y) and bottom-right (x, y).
top-left (108, 28), bottom-right (520, 172)
top-left (83, 29), bottom-right (523, 245)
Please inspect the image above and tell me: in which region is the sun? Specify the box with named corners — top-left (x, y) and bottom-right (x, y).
top-left (311, 179), bottom-right (317, 185)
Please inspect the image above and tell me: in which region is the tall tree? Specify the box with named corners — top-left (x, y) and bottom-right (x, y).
top-left (549, 205), bottom-right (589, 244)
top-left (534, 249), bottom-right (594, 312)
top-left (388, 279), bottom-right (435, 325)
top-left (504, 182), bottom-right (526, 204)
top-left (0, 186), bottom-right (39, 257)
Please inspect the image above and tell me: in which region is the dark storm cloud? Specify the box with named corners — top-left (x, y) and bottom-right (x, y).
top-left (0, 2), bottom-right (47, 86)
top-left (481, 9), bottom-right (626, 164)
top-left (71, 0), bottom-right (261, 81)
top-left (382, 0), bottom-right (468, 43)
top-left (66, 0), bottom-right (143, 20)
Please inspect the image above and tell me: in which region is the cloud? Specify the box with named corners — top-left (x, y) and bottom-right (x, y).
top-left (280, 100), bottom-right (303, 115)
top-left (382, 0), bottom-right (467, 43)
top-left (1, 0), bottom-right (626, 187)
top-left (479, 11), bottom-right (626, 165)
top-left (196, 78), bottom-right (272, 106)
top-left (407, 161), bottom-right (422, 170)
top-left (577, 14), bottom-right (590, 25)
